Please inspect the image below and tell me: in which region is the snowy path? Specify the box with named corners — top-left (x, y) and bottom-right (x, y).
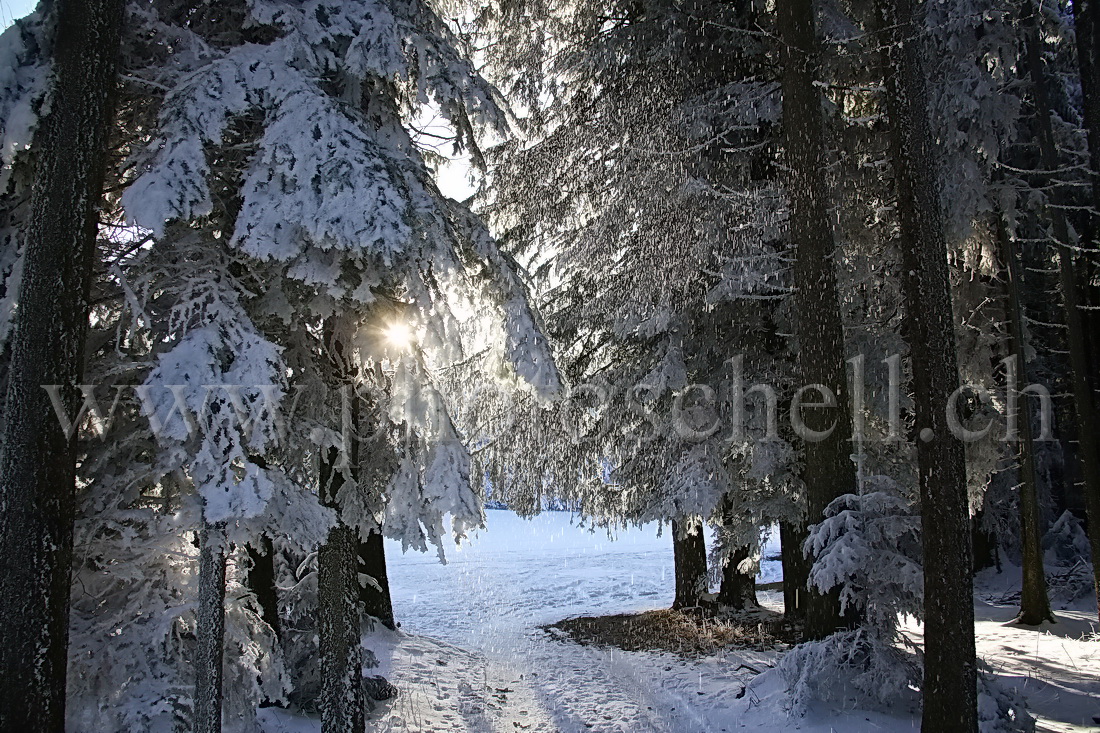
top-left (263, 511), bottom-right (1098, 732)
top-left (262, 510), bottom-right (759, 732)
top-left (373, 511), bottom-right (777, 733)
top-left (360, 607), bottom-right (770, 733)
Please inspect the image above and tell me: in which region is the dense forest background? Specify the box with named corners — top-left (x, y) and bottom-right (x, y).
top-left (0, 0), bottom-right (1097, 731)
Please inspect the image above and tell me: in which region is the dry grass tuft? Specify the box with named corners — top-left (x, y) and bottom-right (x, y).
top-left (543, 606), bottom-right (795, 658)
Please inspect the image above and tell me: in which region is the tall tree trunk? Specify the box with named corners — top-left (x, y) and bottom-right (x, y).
top-left (1072, 0), bottom-right (1100, 412)
top-left (247, 535), bottom-right (281, 639)
top-left (1074, 0), bottom-right (1100, 211)
top-left (994, 213), bottom-right (1055, 625)
top-left (358, 530), bottom-right (395, 630)
top-left (780, 520), bottom-right (809, 619)
top-left (318, 440), bottom-right (364, 731)
top-left (1079, 0), bottom-right (1100, 404)
top-left (874, 0), bottom-right (977, 729)
top-left (0, 1), bottom-right (123, 730)
top-left (194, 520), bottom-right (228, 733)
top-left (316, 318), bottom-right (373, 730)
top-left (717, 545), bottom-right (758, 609)
top-left (1021, 1), bottom-right (1100, 621)
top-left (776, 0), bottom-right (860, 642)
top-left (318, 521), bottom-right (364, 733)
top-left (671, 518), bottom-right (708, 610)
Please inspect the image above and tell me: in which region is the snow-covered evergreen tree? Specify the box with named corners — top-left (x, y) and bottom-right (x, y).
top-left (470, 0), bottom-right (800, 612)
top-left (60, 0), bottom-right (560, 728)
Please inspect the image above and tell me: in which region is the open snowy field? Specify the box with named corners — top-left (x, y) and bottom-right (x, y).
top-left (264, 510), bottom-right (1097, 732)
top-left (384, 509), bottom-right (780, 651)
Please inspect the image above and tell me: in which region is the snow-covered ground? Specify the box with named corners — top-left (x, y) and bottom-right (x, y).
top-left (385, 509), bottom-right (780, 651)
top-left (261, 510), bottom-right (1099, 733)
top-left (962, 567), bottom-right (1099, 733)
top-left (377, 510), bottom-right (782, 732)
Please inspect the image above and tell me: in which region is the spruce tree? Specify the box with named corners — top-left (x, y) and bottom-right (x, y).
top-left (874, 0), bottom-right (977, 728)
top-left (0, 1), bottom-right (123, 729)
top-left (478, 0), bottom-right (793, 615)
top-left (58, 1), bottom-right (559, 728)
top-left (1019, 0), bottom-right (1100, 622)
top-left (776, 0), bottom-right (860, 641)
top-left (995, 212), bottom-right (1055, 625)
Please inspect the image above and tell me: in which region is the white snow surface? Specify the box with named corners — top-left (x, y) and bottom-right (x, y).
top-left (260, 510), bottom-right (1099, 733)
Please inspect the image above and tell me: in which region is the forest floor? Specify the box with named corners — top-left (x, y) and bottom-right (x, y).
top-left (542, 605), bottom-right (792, 657)
top-left (259, 510), bottom-right (1099, 733)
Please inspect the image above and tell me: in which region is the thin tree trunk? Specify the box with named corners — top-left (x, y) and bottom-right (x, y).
top-left (874, 0), bottom-right (977, 729)
top-left (717, 545), bottom-right (758, 609)
top-left (358, 530), bottom-right (395, 630)
top-left (994, 213), bottom-right (1055, 625)
top-left (247, 535), bottom-right (281, 639)
top-left (0, 1), bottom-right (123, 730)
top-left (780, 520), bottom-right (809, 619)
top-left (776, 0), bottom-right (860, 642)
top-left (194, 520), bottom-right (228, 733)
top-left (1021, 1), bottom-right (1100, 621)
top-left (671, 518), bottom-right (708, 610)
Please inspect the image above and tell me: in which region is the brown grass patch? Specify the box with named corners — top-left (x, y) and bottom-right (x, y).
top-left (542, 606), bottom-right (795, 658)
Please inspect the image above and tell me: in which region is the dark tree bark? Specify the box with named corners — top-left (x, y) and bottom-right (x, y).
top-left (776, 0), bottom-right (860, 641)
top-left (1073, 0), bottom-right (1100, 211)
top-left (780, 520), bottom-right (809, 619)
top-left (713, 495), bottom-right (758, 610)
top-left (717, 545), bottom-right (758, 609)
top-left (194, 520), bottom-right (228, 733)
top-left (0, 1), bottom-right (123, 730)
top-left (1072, 0), bottom-right (1100, 404)
top-left (318, 446), bottom-right (365, 733)
top-left (970, 511), bottom-right (999, 573)
top-left (874, 0), bottom-right (977, 729)
top-left (358, 530), bottom-right (395, 630)
top-left (1021, 1), bottom-right (1100, 622)
top-left (318, 521), bottom-right (364, 733)
top-left (671, 518), bottom-right (708, 610)
top-left (317, 442), bottom-right (366, 733)
top-left (314, 317), bottom-right (397, 729)
top-left (994, 212), bottom-right (1054, 625)
top-left (247, 535), bottom-right (281, 639)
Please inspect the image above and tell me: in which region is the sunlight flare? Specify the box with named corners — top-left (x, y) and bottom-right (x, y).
top-left (384, 320), bottom-right (413, 350)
